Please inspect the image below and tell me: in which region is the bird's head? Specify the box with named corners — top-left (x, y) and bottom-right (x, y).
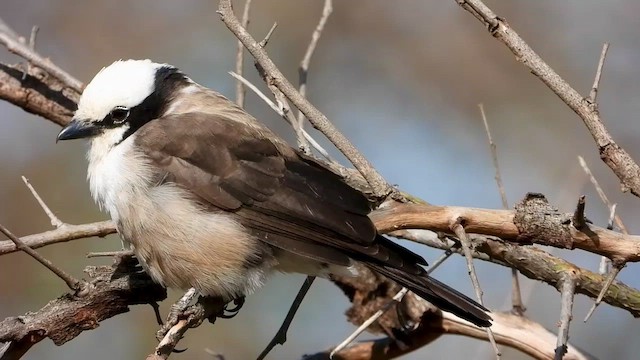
top-left (57, 59), bottom-right (188, 145)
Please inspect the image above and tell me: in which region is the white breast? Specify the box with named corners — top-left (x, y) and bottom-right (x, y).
top-left (87, 128), bottom-right (153, 222)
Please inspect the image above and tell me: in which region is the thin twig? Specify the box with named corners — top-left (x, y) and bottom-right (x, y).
top-left (577, 156), bottom-right (631, 321)
top-left (588, 43), bottom-right (610, 104)
top-left (572, 195), bottom-right (587, 231)
top-left (258, 22), bottom-right (278, 48)
top-left (598, 206), bottom-right (616, 275)
top-left (218, 0), bottom-right (391, 198)
top-left (479, 104), bottom-right (508, 209)
top-left (0, 220), bottom-right (115, 256)
top-left (555, 272), bottom-right (578, 360)
top-left (229, 71), bottom-right (333, 161)
top-left (577, 156), bottom-right (628, 234)
top-left (234, 0), bottom-right (252, 107)
top-left (257, 276), bottom-right (315, 360)
top-left (454, 0), bottom-right (640, 198)
top-left (295, 0), bottom-right (333, 152)
top-left (0, 223), bottom-right (87, 294)
top-left (86, 250), bottom-right (134, 258)
top-left (22, 25), bottom-right (39, 80)
top-left (479, 103), bottom-right (525, 316)
top-left (0, 18), bottom-right (83, 92)
top-left (252, 24), bottom-right (311, 155)
top-left (584, 264), bottom-right (623, 323)
top-left (330, 287), bottom-right (408, 359)
top-left (22, 176), bottom-right (65, 228)
top-left (329, 249), bottom-right (454, 357)
top-left (450, 219), bottom-right (500, 358)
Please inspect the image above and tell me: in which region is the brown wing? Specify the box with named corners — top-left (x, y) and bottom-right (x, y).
top-left (135, 112), bottom-right (491, 327)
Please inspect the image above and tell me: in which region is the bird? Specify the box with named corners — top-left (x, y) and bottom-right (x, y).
top-left (57, 59), bottom-right (492, 327)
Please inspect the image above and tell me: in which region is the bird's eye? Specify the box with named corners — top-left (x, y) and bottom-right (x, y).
top-left (110, 107), bottom-right (130, 123)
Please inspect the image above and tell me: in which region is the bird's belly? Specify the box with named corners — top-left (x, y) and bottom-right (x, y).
top-left (116, 184), bottom-right (274, 300)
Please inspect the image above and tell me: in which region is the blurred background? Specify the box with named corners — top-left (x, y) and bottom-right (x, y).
top-left (1, 0), bottom-right (639, 359)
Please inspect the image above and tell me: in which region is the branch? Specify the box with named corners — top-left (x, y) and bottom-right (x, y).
top-left (328, 265), bottom-right (592, 360)
top-left (217, 0), bottom-right (392, 199)
top-left (555, 272), bottom-right (578, 360)
top-left (295, 0), bottom-right (333, 151)
top-left (0, 223), bottom-right (87, 294)
top-left (0, 20), bottom-right (83, 92)
top-left (0, 62), bottom-right (77, 126)
top-left (455, 0), bottom-right (640, 197)
top-left (0, 221), bottom-right (115, 256)
top-left (0, 256), bottom-right (166, 360)
top-left (392, 229), bottom-right (640, 318)
top-left (372, 194), bottom-right (640, 263)
top-left (234, 0), bottom-right (252, 107)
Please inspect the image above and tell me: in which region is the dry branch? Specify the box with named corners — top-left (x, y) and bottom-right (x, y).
top-left (392, 229), bottom-right (640, 318)
top-left (217, 0), bottom-right (392, 199)
top-left (455, 0), bottom-right (640, 197)
top-left (0, 256), bottom-right (166, 360)
top-left (373, 194), bottom-right (640, 263)
top-left (328, 265), bottom-right (592, 360)
top-left (0, 221), bottom-right (115, 256)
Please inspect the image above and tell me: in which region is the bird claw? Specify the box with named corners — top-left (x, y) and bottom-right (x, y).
top-left (217, 297), bottom-right (245, 319)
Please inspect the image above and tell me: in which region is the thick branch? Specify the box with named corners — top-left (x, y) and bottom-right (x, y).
top-left (0, 63), bottom-right (77, 126)
top-left (392, 229), bottom-right (640, 318)
top-left (0, 256), bottom-right (166, 359)
top-left (373, 194), bottom-right (640, 263)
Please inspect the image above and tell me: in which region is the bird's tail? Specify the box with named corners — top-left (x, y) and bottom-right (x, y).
top-left (367, 263), bottom-right (492, 327)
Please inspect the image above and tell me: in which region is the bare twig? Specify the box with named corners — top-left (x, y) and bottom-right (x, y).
top-left (86, 250), bottom-right (134, 258)
top-left (0, 19), bottom-right (83, 92)
top-left (479, 103), bottom-right (525, 315)
top-left (587, 43), bottom-right (610, 104)
top-left (295, 0), bottom-right (333, 152)
top-left (479, 104), bottom-right (508, 209)
top-left (577, 156), bottom-right (628, 233)
top-left (22, 25), bottom-right (39, 80)
top-left (0, 258), bottom-right (166, 359)
top-left (218, 0), bottom-right (391, 198)
top-left (584, 263), bottom-right (623, 322)
top-left (450, 220), bottom-right (500, 358)
top-left (555, 272), bottom-right (578, 360)
top-left (0, 223), bottom-right (87, 295)
top-left (455, 0), bottom-right (640, 198)
top-left (598, 206), bottom-right (616, 275)
top-left (257, 276), bottom-right (316, 360)
top-left (252, 24), bottom-right (311, 155)
top-left (572, 195), bottom-right (587, 231)
top-left (258, 22), bottom-right (278, 48)
top-left (22, 176), bottom-right (65, 228)
top-left (234, 0), bottom-right (252, 107)
top-left (0, 220), bottom-right (115, 256)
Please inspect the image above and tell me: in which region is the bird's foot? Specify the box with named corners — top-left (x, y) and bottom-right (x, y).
top-left (217, 296), bottom-right (246, 319)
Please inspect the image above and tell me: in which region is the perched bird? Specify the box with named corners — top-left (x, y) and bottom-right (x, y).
top-left (57, 59), bottom-right (491, 327)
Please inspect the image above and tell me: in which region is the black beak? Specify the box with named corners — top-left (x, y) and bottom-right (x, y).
top-left (57, 120), bottom-right (100, 142)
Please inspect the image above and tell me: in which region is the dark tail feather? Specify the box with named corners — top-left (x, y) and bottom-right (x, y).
top-left (368, 264), bottom-right (492, 327)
